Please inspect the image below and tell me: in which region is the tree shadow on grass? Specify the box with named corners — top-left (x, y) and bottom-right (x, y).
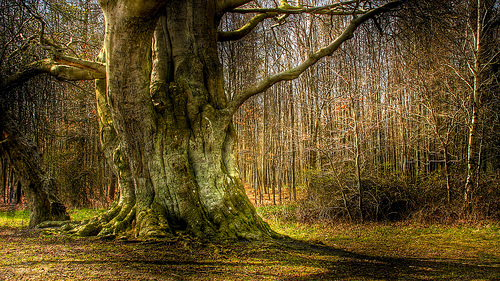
top-left (1, 228), bottom-right (499, 280)
top-left (82, 238), bottom-right (500, 280)
top-left (277, 240), bottom-right (500, 280)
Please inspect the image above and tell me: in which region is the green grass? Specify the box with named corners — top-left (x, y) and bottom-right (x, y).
top-left (0, 208), bottom-right (104, 229)
top-left (67, 208), bottom-right (105, 221)
top-left (0, 209), bottom-right (29, 228)
top-left (258, 204), bottom-right (500, 264)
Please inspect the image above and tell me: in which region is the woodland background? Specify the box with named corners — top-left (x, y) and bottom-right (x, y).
top-left (1, 0), bottom-right (499, 223)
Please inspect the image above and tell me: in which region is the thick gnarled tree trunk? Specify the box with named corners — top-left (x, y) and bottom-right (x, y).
top-left (77, 0), bottom-right (275, 239)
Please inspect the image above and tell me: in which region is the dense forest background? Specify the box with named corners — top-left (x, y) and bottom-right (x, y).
top-left (1, 0), bottom-right (499, 223)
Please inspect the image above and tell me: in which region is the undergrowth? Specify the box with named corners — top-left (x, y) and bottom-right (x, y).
top-left (294, 168), bottom-right (500, 224)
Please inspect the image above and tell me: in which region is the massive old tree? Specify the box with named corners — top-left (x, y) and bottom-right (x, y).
top-left (2, 0), bottom-right (403, 238)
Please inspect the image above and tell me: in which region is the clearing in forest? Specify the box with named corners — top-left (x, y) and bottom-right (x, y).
top-left (1, 208), bottom-right (500, 280)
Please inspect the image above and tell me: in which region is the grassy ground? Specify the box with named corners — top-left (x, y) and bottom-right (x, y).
top-left (0, 207), bottom-right (499, 280)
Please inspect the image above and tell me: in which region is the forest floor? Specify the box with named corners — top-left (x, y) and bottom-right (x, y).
top-left (1, 207), bottom-right (500, 280)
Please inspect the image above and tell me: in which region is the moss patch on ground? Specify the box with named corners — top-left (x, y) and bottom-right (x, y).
top-left (0, 208), bottom-right (499, 280)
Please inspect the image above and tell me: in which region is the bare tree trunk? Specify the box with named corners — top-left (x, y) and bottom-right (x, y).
top-left (444, 145), bottom-right (451, 204)
top-left (464, 0), bottom-right (485, 208)
top-left (350, 96), bottom-right (363, 222)
top-left (291, 94), bottom-right (297, 202)
top-left (0, 106), bottom-right (69, 228)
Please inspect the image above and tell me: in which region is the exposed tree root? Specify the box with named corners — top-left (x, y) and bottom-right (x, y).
top-left (73, 200), bottom-right (135, 238)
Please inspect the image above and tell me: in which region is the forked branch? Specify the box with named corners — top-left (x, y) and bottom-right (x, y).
top-left (1, 11), bottom-right (106, 92)
top-left (227, 0), bottom-right (404, 115)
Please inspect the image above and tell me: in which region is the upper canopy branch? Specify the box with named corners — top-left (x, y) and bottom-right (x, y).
top-left (0, 9), bottom-right (106, 92)
top-left (226, 0), bottom-right (404, 115)
top-left (218, 1), bottom-right (365, 42)
top-left (231, 0), bottom-right (361, 15)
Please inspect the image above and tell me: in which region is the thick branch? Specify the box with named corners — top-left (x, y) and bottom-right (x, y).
top-left (55, 54), bottom-right (106, 73)
top-left (1, 57), bottom-right (106, 92)
top-left (218, 12), bottom-right (278, 42)
top-left (218, 1), bottom-right (360, 42)
top-left (227, 1), bottom-right (404, 115)
top-left (232, 0), bottom-right (359, 15)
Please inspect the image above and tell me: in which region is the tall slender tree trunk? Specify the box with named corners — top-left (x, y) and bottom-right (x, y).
top-left (350, 96), bottom-right (363, 222)
top-left (290, 93), bottom-right (297, 202)
top-left (464, 0), bottom-right (485, 208)
top-left (465, 106), bottom-right (480, 206)
top-left (444, 145), bottom-right (451, 204)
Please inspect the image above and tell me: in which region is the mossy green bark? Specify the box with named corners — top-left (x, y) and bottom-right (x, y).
top-left (77, 0), bottom-right (277, 240)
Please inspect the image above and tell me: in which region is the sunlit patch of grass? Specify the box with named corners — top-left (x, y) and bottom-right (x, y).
top-left (0, 208), bottom-right (105, 229)
top-left (0, 210), bottom-right (29, 228)
top-left (258, 204), bottom-right (500, 266)
top-left (68, 208), bottom-right (105, 221)
top-left (257, 204), bottom-right (298, 222)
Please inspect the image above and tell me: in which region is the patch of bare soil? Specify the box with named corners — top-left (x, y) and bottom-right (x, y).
top-left (1, 226), bottom-right (499, 280)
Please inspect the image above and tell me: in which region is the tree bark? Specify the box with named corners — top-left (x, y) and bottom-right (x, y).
top-left (76, 0), bottom-right (275, 239)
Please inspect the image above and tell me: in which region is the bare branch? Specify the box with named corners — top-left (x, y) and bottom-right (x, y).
top-left (218, 12), bottom-right (278, 42)
top-left (217, 0), bottom-right (364, 43)
top-left (0, 3), bottom-right (107, 93)
top-left (227, 1), bottom-right (404, 115)
top-left (55, 54), bottom-right (106, 74)
top-left (444, 63), bottom-right (473, 91)
top-left (231, 0), bottom-right (360, 15)
top-left (1, 57), bottom-right (106, 92)
top-left (2, 35), bottom-right (37, 67)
